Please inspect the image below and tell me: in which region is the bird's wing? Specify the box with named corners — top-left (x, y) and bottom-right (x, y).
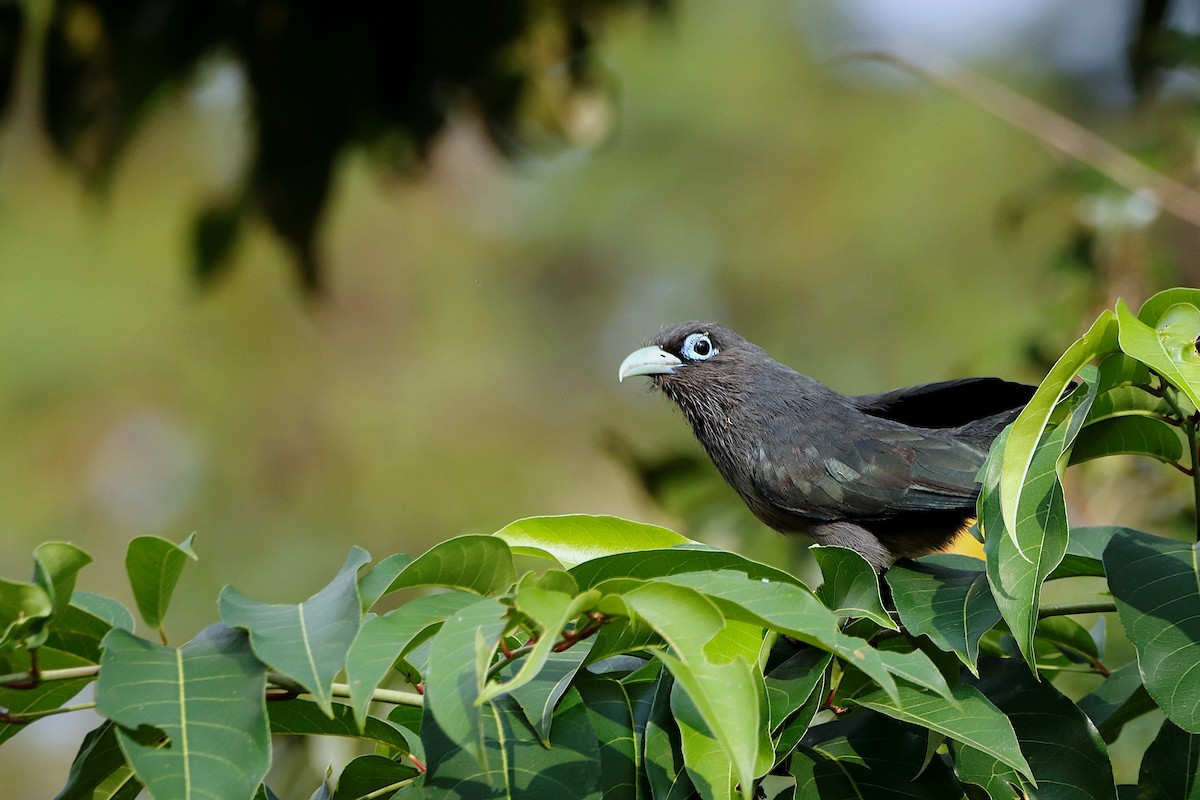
top-left (748, 415), bottom-right (987, 523)
top-left (853, 378), bottom-right (1035, 430)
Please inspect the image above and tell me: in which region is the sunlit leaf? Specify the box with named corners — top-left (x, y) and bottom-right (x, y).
top-left (570, 546), bottom-right (802, 591)
top-left (494, 515), bottom-right (691, 568)
top-left (95, 625), bottom-right (269, 800)
top-left (1117, 299), bottom-right (1200, 409)
top-left (999, 309), bottom-right (1117, 541)
top-left (1068, 414), bottom-right (1185, 466)
top-left (360, 536), bottom-right (516, 607)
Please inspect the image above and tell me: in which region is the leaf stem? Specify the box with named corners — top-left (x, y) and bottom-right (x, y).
top-left (0, 664), bottom-right (99, 688)
top-left (1158, 383), bottom-right (1200, 540)
top-left (1037, 601), bottom-right (1117, 619)
top-left (0, 701), bottom-right (96, 724)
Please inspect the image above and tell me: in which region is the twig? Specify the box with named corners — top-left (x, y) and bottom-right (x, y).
top-left (846, 46), bottom-right (1200, 229)
top-left (1, 701), bottom-right (96, 724)
top-left (0, 665), bottom-right (98, 688)
top-left (1037, 601), bottom-right (1117, 619)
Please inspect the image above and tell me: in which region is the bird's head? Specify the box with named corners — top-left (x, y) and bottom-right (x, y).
top-left (618, 322), bottom-right (760, 399)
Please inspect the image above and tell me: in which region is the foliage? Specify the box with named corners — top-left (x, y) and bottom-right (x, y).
top-left (3, 290), bottom-right (1200, 798)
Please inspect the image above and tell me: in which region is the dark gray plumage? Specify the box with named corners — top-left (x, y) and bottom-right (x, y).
top-left (618, 322), bottom-right (1035, 570)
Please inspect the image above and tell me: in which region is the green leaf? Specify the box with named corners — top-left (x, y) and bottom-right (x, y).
top-left (1138, 718), bottom-right (1200, 800)
top-left (1137, 287), bottom-right (1200, 326)
top-left (504, 642), bottom-right (593, 742)
top-left (886, 554), bottom-right (1001, 674)
top-left (999, 309), bottom-right (1118, 541)
top-left (0, 577), bottom-right (52, 652)
top-left (124, 534), bottom-right (197, 637)
top-left (982, 420), bottom-right (1072, 667)
top-left (1048, 526), bottom-right (1127, 580)
top-left (479, 585), bottom-right (600, 705)
top-left (424, 596), bottom-right (507, 768)
top-left (852, 683), bottom-right (1032, 781)
top-left (811, 545), bottom-right (897, 630)
top-left (620, 581), bottom-right (768, 799)
top-left (0, 599), bottom-right (128, 745)
top-left (220, 547), bottom-right (370, 715)
top-left (764, 645), bottom-right (831, 732)
top-left (1105, 528), bottom-right (1200, 732)
top-left (359, 536), bottom-right (516, 607)
top-left (971, 657), bottom-right (1116, 800)
top-left (952, 741), bottom-right (1021, 800)
top-left (654, 570), bottom-right (928, 701)
top-left (576, 676), bottom-right (641, 800)
top-left (422, 689), bottom-right (602, 799)
top-left (23, 541), bottom-right (93, 648)
top-left (1077, 661), bottom-right (1156, 743)
top-left (1035, 615), bottom-right (1100, 661)
top-left (333, 754), bottom-right (418, 800)
top-left (793, 713), bottom-right (964, 799)
top-left (95, 625), bottom-right (270, 800)
top-left (54, 721), bottom-right (142, 800)
top-left (1117, 299), bottom-right (1200, 409)
top-left (570, 546), bottom-right (803, 591)
top-left (644, 671), bottom-right (694, 800)
top-left (1069, 414), bottom-right (1185, 466)
top-left (494, 515), bottom-right (691, 568)
top-left (670, 686), bottom-right (737, 800)
top-left (345, 591), bottom-right (479, 728)
top-left (268, 698), bottom-right (415, 754)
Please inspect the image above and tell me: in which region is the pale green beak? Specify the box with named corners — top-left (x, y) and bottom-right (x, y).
top-left (618, 346), bottom-right (682, 382)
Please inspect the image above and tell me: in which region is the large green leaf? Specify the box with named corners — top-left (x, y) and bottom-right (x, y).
top-left (422, 689), bottom-right (602, 799)
top-left (811, 545), bottom-right (896, 630)
top-left (1118, 298), bottom-right (1200, 409)
top-left (1138, 718), bottom-right (1200, 800)
top-left (124, 534), bottom-right (197, 638)
top-left (982, 420), bottom-right (1072, 667)
top-left (570, 546), bottom-right (803, 591)
top-left (1105, 528), bottom-right (1200, 732)
top-left (999, 310), bottom-right (1118, 541)
top-left (95, 625), bottom-right (270, 800)
top-left (670, 686), bottom-right (738, 800)
top-left (1047, 526), bottom-right (1126, 580)
top-left (1077, 661), bottom-right (1156, 743)
top-left (345, 591), bottom-right (479, 728)
top-left (220, 547), bottom-right (370, 715)
top-left (359, 536), bottom-right (517, 608)
top-left (971, 657), bottom-right (1116, 800)
top-left (423, 596), bottom-right (508, 767)
top-left (1068, 414), bottom-right (1185, 466)
top-left (619, 581), bottom-right (768, 800)
top-left (792, 713), bottom-right (964, 799)
top-left (852, 683), bottom-right (1032, 781)
top-left (886, 554), bottom-right (1000, 674)
top-left (494, 515), bottom-right (691, 568)
top-left (54, 721), bottom-right (141, 800)
top-left (654, 570), bottom-right (946, 700)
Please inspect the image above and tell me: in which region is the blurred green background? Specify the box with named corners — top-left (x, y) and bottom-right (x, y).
top-left (3, 0), bottom-right (1197, 793)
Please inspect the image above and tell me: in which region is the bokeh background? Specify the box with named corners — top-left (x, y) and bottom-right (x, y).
top-left (3, 0), bottom-right (1199, 794)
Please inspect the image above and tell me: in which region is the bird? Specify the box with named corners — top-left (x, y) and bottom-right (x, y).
top-left (618, 322), bottom-right (1036, 570)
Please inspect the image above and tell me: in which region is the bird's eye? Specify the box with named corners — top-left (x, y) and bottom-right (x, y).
top-left (680, 332), bottom-right (717, 361)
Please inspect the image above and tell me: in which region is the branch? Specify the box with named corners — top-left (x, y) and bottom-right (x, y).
top-left (1037, 601), bottom-right (1117, 619)
top-left (846, 46), bottom-right (1200, 229)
